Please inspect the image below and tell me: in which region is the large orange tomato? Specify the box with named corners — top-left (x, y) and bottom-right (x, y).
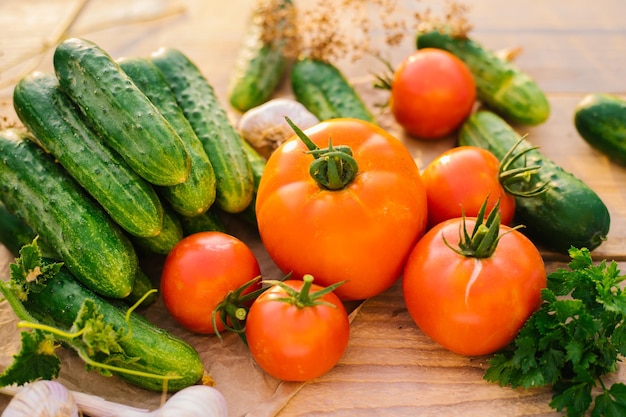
top-left (255, 118), bottom-right (428, 300)
top-left (402, 207), bottom-right (546, 356)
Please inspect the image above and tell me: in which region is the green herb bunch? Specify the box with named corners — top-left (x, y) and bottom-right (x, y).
top-left (484, 247), bottom-right (626, 417)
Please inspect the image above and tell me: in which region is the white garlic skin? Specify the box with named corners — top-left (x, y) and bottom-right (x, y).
top-left (238, 98), bottom-right (320, 158)
top-left (2, 380), bottom-right (79, 417)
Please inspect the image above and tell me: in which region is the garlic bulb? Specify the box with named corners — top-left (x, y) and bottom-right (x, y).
top-left (238, 98), bottom-right (319, 158)
top-left (1, 380), bottom-right (79, 417)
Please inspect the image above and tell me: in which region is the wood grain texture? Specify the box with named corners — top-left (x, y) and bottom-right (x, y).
top-left (0, 0), bottom-right (625, 416)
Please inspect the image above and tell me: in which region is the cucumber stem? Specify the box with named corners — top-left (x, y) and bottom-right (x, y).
top-left (285, 116), bottom-right (358, 190)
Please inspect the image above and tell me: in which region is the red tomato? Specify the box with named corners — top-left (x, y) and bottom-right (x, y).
top-left (245, 276), bottom-right (350, 381)
top-left (402, 217), bottom-right (546, 356)
top-left (255, 118), bottom-right (428, 301)
top-left (390, 48), bottom-right (476, 139)
top-left (160, 231), bottom-right (261, 334)
top-left (422, 146), bottom-right (516, 228)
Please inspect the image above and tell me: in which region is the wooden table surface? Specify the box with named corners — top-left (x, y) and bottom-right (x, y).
top-left (1, 1), bottom-right (625, 416)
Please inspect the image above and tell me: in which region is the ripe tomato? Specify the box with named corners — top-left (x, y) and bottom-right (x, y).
top-left (422, 146), bottom-right (516, 228)
top-left (390, 48), bottom-right (476, 139)
top-left (160, 231), bottom-right (261, 334)
top-left (402, 215), bottom-right (546, 356)
top-left (255, 118), bottom-right (428, 301)
top-left (245, 275), bottom-right (350, 381)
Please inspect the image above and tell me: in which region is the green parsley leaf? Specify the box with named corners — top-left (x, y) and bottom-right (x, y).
top-left (484, 246), bottom-right (626, 417)
top-left (8, 238), bottom-right (63, 301)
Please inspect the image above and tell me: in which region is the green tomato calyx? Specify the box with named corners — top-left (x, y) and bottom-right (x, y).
top-left (285, 116), bottom-right (358, 191)
top-left (499, 135), bottom-right (548, 198)
top-left (264, 274), bottom-right (345, 309)
top-left (444, 198), bottom-right (523, 259)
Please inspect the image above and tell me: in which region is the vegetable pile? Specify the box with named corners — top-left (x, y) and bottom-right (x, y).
top-left (0, 0), bottom-right (623, 416)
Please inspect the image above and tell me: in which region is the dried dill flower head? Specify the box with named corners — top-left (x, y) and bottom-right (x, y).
top-left (416, 1), bottom-right (473, 38)
top-left (254, 0), bottom-right (300, 57)
top-left (296, 0), bottom-right (421, 63)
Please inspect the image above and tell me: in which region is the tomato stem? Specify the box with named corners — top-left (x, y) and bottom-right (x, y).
top-left (285, 117), bottom-right (358, 190)
top-left (264, 274), bottom-right (346, 309)
top-left (444, 197), bottom-right (523, 258)
top-left (499, 136), bottom-right (549, 198)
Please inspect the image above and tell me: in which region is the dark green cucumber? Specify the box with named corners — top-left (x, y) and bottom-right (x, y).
top-left (53, 37), bottom-right (191, 187)
top-left (13, 71), bottom-right (164, 237)
top-left (291, 57), bottom-right (376, 123)
top-left (22, 263), bottom-right (204, 391)
top-left (239, 138), bottom-right (266, 226)
top-left (150, 47), bottom-right (254, 213)
top-left (574, 93), bottom-right (626, 166)
top-left (0, 128), bottom-right (138, 298)
top-left (0, 201), bottom-right (55, 258)
top-left (458, 110), bottom-right (610, 253)
top-left (417, 29), bottom-right (549, 125)
top-left (118, 57), bottom-right (217, 217)
top-left (131, 202), bottom-right (183, 256)
top-left (178, 209), bottom-right (226, 237)
top-left (228, 0), bottom-right (296, 112)
top-left (0, 199), bottom-right (155, 307)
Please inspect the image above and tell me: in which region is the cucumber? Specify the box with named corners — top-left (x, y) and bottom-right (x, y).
top-left (0, 128), bottom-right (138, 298)
top-left (458, 110), bottom-right (610, 253)
top-left (0, 201), bottom-right (55, 258)
top-left (21, 262), bottom-right (204, 391)
top-left (53, 37), bottom-right (191, 187)
top-left (291, 57), bottom-right (376, 123)
top-left (574, 93), bottom-right (626, 166)
top-left (131, 202), bottom-right (183, 256)
top-left (239, 138), bottom-right (266, 226)
top-left (118, 57), bottom-right (217, 217)
top-left (416, 29), bottom-right (550, 126)
top-left (228, 0), bottom-right (296, 112)
top-left (150, 47), bottom-right (254, 213)
top-left (178, 209), bottom-right (226, 237)
top-left (13, 71), bottom-right (164, 237)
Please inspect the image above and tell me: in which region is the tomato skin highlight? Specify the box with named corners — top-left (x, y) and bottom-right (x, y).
top-left (422, 146), bottom-right (516, 228)
top-left (402, 218), bottom-right (546, 356)
top-left (245, 279), bottom-right (350, 381)
top-left (255, 118), bottom-right (428, 301)
top-left (160, 231), bottom-right (261, 334)
top-left (390, 48), bottom-right (476, 140)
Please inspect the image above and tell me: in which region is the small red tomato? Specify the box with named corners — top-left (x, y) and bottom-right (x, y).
top-left (390, 48), bottom-right (476, 139)
top-left (245, 275), bottom-right (350, 381)
top-left (402, 212), bottom-right (546, 356)
top-left (422, 146), bottom-right (516, 228)
top-left (160, 231), bottom-right (261, 334)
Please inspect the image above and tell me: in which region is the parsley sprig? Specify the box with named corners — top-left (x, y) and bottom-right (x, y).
top-left (484, 247), bottom-right (626, 417)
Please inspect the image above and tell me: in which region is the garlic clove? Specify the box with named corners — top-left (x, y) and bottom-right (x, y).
top-left (238, 98), bottom-right (319, 158)
top-left (1, 380), bottom-right (79, 417)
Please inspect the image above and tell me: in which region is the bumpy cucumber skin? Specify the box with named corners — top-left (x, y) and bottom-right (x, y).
top-left (178, 209), bottom-right (226, 237)
top-left (0, 201), bottom-right (56, 257)
top-left (118, 57), bottom-right (217, 217)
top-left (150, 47), bottom-right (254, 213)
top-left (417, 30), bottom-right (550, 126)
top-left (458, 111), bottom-right (610, 253)
top-left (13, 71), bottom-right (164, 238)
top-left (0, 129), bottom-right (137, 298)
top-left (24, 265), bottom-right (204, 392)
top-left (239, 138), bottom-right (266, 225)
top-left (574, 93), bottom-right (626, 166)
top-left (291, 58), bottom-right (376, 123)
top-left (131, 202), bottom-right (183, 256)
top-left (53, 38), bottom-right (191, 187)
top-left (228, 0), bottom-right (294, 112)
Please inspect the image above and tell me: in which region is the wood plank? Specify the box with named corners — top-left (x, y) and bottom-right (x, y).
top-left (1, 0), bottom-right (625, 416)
